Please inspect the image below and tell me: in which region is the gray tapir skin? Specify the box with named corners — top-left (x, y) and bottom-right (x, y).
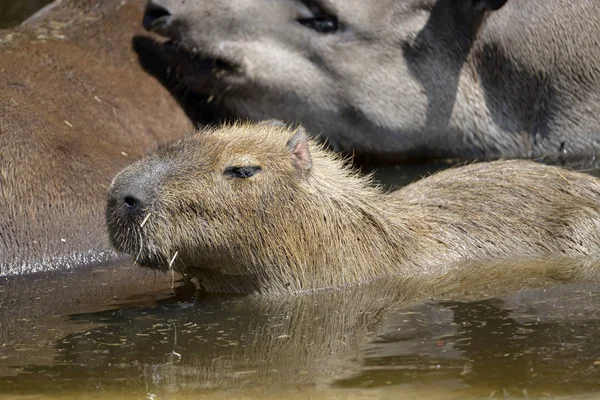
top-left (142, 0), bottom-right (600, 163)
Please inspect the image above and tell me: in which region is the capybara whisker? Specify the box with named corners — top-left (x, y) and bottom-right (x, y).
top-left (134, 231), bottom-right (145, 265)
top-left (169, 251), bottom-right (179, 268)
top-left (168, 251), bottom-right (179, 292)
top-left (140, 213), bottom-right (152, 228)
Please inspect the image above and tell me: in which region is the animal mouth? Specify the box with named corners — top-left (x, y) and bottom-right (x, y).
top-left (141, 2), bottom-right (245, 90)
top-left (160, 39), bottom-right (245, 90)
top-left (106, 213), bottom-right (171, 272)
top-left (133, 253), bottom-right (170, 272)
top-left (112, 235), bottom-right (168, 272)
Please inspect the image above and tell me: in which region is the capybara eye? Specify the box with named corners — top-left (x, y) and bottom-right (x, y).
top-left (223, 166), bottom-right (262, 179)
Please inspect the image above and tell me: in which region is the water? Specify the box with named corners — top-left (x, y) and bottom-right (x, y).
top-left (2, 263), bottom-right (600, 400)
top-left (0, 0), bottom-right (53, 29)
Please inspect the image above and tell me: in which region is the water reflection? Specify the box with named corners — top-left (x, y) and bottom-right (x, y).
top-left (337, 290), bottom-right (600, 396)
top-left (2, 276), bottom-right (600, 399)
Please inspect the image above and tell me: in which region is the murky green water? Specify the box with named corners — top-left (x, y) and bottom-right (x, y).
top-left (0, 0), bottom-right (54, 29)
top-left (2, 264), bottom-right (600, 400)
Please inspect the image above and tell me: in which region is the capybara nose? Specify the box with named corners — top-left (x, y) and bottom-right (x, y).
top-left (109, 179), bottom-right (152, 221)
top-left (143, 1), bottom-right (173, 31)
top-left (107, 167), bottom-right (161, 223)
top-left (107, 159), bottom-right (171, 224)
top-left (123, 194), bottom-right (144, 214)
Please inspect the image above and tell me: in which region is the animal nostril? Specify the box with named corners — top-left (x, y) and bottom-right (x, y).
top-left (124, 195), bottom-right (141, 211)
top-left (143, 1), bottom-right (173, 31)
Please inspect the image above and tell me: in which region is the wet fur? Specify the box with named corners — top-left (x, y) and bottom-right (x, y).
top-left (107, 123), bottom-right (600, 295)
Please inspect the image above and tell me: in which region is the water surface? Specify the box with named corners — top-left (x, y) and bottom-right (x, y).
top-left (2, 267), bottom-right (600, 400)
top-left (0, 0), bottom-right (53, 29)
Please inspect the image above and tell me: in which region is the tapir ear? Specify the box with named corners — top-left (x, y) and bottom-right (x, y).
top-left (457, 0), bottom-right (507, 37)
top-left (472, 0), bottom-right (507, 12)
top-left (286, 127), bottom-right (312, 171)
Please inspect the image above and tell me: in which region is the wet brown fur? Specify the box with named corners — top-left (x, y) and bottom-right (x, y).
top-left (0, 0), bottom-right (193, 275)
top-left (107, 123), bottom-right (600, 295)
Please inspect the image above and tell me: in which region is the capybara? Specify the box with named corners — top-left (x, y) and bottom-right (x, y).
top-left (106, 122), bottom-right (600, 295)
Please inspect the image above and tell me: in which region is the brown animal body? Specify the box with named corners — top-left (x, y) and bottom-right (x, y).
top-left (0, 0), bottom-right (214, 275)
top-left (139, 0), bottom-right (600, 163)
top-left (106, 123), bottom-right (600, 295)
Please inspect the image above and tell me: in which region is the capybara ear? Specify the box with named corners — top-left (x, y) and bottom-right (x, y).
top-left (286, 127), bottom-right (312, 171)
top-left (257, 119), bottom-right (287, 128)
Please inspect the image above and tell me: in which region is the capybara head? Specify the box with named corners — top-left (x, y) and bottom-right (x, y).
top-left (106, 122), bottom-right (378, 288)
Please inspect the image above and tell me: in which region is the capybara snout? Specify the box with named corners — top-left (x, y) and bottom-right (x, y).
top-left (106, 156), bottom-right (175, 259)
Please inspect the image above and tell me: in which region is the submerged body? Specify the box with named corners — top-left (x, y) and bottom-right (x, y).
top-left (140, 0), bottom-right (600, 163)
top-left (107, 123), bottom-right (600, 295)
